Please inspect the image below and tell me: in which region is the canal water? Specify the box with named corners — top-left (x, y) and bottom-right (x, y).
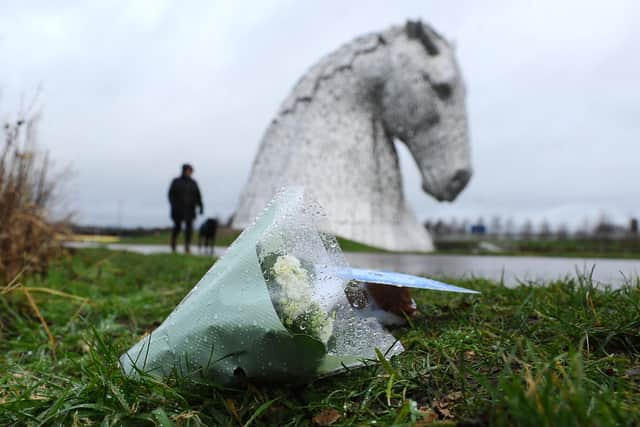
top-left (345, 252), bottom-right (640, 288)
top-left (66, 242), bottom-right (640, 289)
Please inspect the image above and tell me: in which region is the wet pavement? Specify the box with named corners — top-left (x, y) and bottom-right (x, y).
top-left (66, 242), bottom-right (640, 288)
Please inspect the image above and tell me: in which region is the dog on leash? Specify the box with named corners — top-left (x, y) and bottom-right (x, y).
top-left (198, 218), bottom-right (218, 255)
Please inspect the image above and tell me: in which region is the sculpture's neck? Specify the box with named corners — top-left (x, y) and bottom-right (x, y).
top-left (298, 57), bottom-right (404, 207)
top-left (258, 33), bottom-right (406, 206)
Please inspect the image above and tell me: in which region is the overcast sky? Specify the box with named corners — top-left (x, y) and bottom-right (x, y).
top-left (1, 0), bottom-right (638, 230)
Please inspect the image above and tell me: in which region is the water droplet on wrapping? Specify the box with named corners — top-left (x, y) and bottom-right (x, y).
top-left (345, 281), bottom-right (368, 309)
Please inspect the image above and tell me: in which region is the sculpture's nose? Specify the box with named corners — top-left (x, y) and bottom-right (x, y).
top-left (445, 169), bottom-right (471, 198)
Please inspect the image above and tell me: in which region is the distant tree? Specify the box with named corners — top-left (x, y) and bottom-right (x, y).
top-left (594, 212), bottom-right (615, 236)
top-left (490, 215), bottom-right (502, 236)
top-left (521, 219), bottom-right (533, 239)
top-left (449, 217), bottom-right (459, 234)
top-left (434, 219), bottom-right (446, 235)
top-left (576, 217), bottom-right (592, 238)
top-left (460, 218), bottom-right (470, 235)
top-left (539, 219), bottom-right (552, 239)
top-left (557, 222), bottom-right (569, 239)
top-left (504, 217), bottom-right (515, 236)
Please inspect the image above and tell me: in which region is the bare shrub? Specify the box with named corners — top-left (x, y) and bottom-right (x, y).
top-left (0, 111), bottom-right (69, 285)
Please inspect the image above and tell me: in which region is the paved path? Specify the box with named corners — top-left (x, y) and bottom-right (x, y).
top-left (66, 241), bottom-right (228, 256)
top-left (66, 242), bottom-right (640, 288)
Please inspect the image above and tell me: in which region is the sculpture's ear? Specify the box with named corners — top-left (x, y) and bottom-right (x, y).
top-left (405, 20), bottom-right (439, 56)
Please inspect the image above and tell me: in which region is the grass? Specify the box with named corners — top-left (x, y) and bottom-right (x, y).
top-left (1, 249), bottom-right (639, 426)
top-left (513, 238), bottom-right (640, 259)
top-left (436, 238), bottom-right (640, 260)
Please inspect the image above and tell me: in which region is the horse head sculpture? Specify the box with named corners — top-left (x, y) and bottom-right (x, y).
top-left (381, 21), bottom-right (472, 202)
top-left (234, 20), bottom-right (472, 251)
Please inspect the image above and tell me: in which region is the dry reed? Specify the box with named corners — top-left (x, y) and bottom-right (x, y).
top-left (0, 112), bottom-right (68, 285)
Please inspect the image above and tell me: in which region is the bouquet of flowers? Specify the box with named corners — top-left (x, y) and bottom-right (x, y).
top-left (120, 187), bottom-right (478, 384)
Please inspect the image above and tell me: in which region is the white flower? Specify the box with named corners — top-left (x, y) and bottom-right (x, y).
top-left (266, 254), bottom-right (334, 345)
top-left (272, 255), bottom-right (312, 302)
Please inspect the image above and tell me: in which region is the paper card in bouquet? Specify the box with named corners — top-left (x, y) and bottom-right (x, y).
top-left (337, 268), bottom-right (480, 294)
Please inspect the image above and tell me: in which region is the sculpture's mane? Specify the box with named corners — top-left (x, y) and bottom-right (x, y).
top-left (279, 20), bottom-right (451, 116)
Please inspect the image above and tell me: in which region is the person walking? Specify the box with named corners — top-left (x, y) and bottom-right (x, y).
top-left (168, 163), bottom-right (203, 253)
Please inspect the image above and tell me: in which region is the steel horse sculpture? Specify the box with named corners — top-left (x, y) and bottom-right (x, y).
top-left (234, 21), bottom-right (472, 251)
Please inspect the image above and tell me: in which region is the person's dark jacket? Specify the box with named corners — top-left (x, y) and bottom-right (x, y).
top-left (168, 174), bottom-right (203, 221)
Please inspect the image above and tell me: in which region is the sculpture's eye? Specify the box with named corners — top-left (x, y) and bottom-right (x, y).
top-left (432, 83), bottom-right (452, 101)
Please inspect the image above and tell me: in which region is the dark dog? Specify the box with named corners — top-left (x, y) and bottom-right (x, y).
top-left (198, 218), bottom-right (218, 255)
